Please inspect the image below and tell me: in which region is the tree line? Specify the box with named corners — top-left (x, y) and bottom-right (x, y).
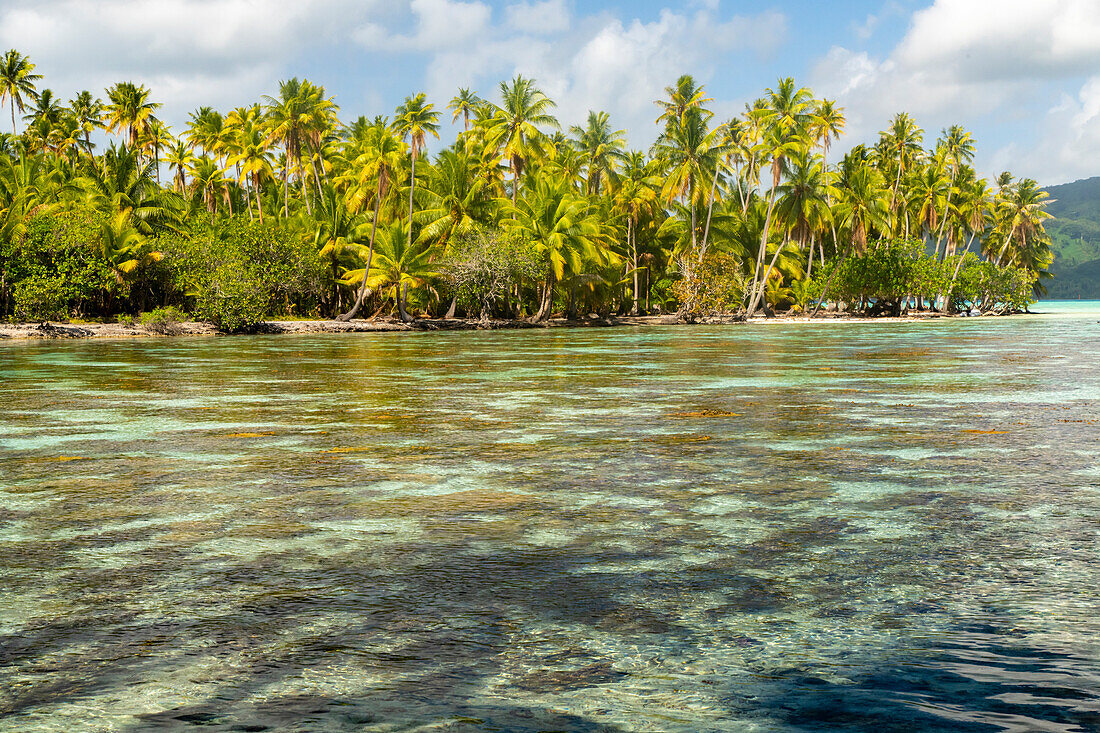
top-left (0, 49), bottom-right (1053, 328)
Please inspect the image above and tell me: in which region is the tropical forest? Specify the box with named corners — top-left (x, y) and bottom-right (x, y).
top-left (0, 49), bottom-right (1054, 330)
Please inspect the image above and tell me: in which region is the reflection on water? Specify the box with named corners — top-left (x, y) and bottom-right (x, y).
top-left (1, 303), bottom-right (1099, 731)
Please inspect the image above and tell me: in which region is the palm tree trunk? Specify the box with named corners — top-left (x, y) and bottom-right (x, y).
top-left (630, 217), bottom-right (639, 315)
top-left (748, 239), bottom-right (787, 316)
top-left (806, 231), bottom-right (816, 279)
top-left (397, 281), bottom-right (413, 323)
top-left (338, 178), bottom-right (382, 321)
top-left (700, 159), bottom-right (721, 262)
top-left (939, 231), bottom-right (976, 312)
top-left (283, 145), bottom-right (290, 218)
top-left (811, 240), bottom-right (854, 317)
top-left (746, 181), bottom-right (779, 316)
top-left (253, 172), bottom-right (264, 225)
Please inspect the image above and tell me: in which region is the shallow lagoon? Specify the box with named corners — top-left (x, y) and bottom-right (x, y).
top-left (1, 303), bottom-right (1099, 731)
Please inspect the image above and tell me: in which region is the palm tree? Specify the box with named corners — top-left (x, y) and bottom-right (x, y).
top-left (655, 74), bottom-right (713, 129)
top-left (612, 152), bottom-right (662, 313)
top-left (449, 88), bottom-right (482, 134)
top-left (104, 82), bottom-right (161, 149)
top-left (993, 178), bottom-right (1053, 267)
top-left (394, 92), bottom-right (441, 321)
top-left (933, 124), bottom-right (975, 257)
top-left (503, 174), bottom-right (603, 321)
top-left (0, 50), bottom-right (41, 134)
top-left (338, 124), bottom-right (406, 321)
top-left (774, 156), bottom-right (833, 279)
top-left (746, 78), bottom-right (814, 317)
top-left (652, 107), bottom-right (720, 258)
top-left (140, 118), bottom-right (173, 186)
top-left (22, 88), bottom-right (63, 126)
top-left (880, 112), bottom-right (924, 232)
top-left (226, 121), bottom-right (273, 224)
top-left (187, 156), bottom-right (228, 215)
top-left (264, 78), bottom-right (312, 216)
top-left (81, 143), bottom-right (183, 234)
top-left (570, 111), bottom-right (627, 197)
top-left (487, 75), bottom-right (559, 204)
top-left (812, 159), bottom-right (889, 315)
top-left (69, 91), bottom-right (103, 154)
top-left (313, 184), bottom-right (369, 313)
top-left (164, 140), bottom-right (195, 193)
top-left (355, 220), bottom-right (438, 321)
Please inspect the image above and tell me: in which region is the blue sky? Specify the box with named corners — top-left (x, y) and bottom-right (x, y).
top-left (3, 0), bottom-right (1100, 184)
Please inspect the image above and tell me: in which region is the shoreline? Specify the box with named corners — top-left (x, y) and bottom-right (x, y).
top-left (0, 311), bottom-right (1017, 342)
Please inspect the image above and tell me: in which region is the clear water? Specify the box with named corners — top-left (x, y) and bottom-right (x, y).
top-left (2, 303), bottom-right (1099, 732)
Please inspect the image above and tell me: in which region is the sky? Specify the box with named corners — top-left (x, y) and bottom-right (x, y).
top-left (3, 0), bottom-right (1100, 185)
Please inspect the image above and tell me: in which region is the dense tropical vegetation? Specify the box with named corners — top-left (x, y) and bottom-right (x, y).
top-left (0, 50), bottom-right (1053, 329)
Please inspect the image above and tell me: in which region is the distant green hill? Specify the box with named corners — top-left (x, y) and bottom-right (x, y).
top-left (1044, 177), bottom-right (1100, 299)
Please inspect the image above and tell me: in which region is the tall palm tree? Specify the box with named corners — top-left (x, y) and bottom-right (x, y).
top-left (746, 78), bottom-right (814, 317)
top-left (612, 152), bottom-right (662, 313)
top-left (69, 91), bottom-right (103, 154)
top-left (879, 112), bottom-right (924, 232)
top-left (655, 74), bottom-right (713, 129)
top-left (141, 118), bottom-right (173, 186)
top-left (652, 107), bottom-right (720, 258)
top-left (338, 124), bottom-right (407, 321)
top-left (0, 50), bottom-right (41, 134)
top-left (934, 124), bottom-right (975, 257)
top-left (449, 88), bottom-right (482, 134)
top-left (264, 78), bottom-right (312, 216)
top-left (487, 75), bottom-right (559, 204)
top-left (570, 110), bottom-right (627, 197)
top-left (104, 82), bottom-right (161, 149)
top-left (394, 92), bottom-right (440, 322)
top-left (503, 174), bottom-right (603, 321)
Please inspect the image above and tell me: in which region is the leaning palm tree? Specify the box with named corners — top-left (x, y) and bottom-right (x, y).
top-left (393, 93), bottom-right (440, 321)
top-left (0, 50), bottom-right (41, 135)
top-left (338, 125), bottom-right (406, 321)
top-left (486, 75), bottom-right (559, 204)
top-left (933, 124), bottom-right (975, 258)
top-left (746, 78), bottom-right (814, 317)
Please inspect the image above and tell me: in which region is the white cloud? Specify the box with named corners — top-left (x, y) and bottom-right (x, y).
top-left (412, 4), bottom-right (787, 147)
top-left (1002, 76), bottom-right (1100, 183)
top-left (356, 0), bottom-right (492, 51)
top-left (810, 0), bottom-right (1100, 182)
top-left (0, 0), bottom-right (379, 121)
top-left (504, 0), bottom-right (570, 35)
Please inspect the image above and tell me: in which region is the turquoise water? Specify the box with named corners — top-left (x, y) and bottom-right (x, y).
top-left (1, 303), bottom-right (1099, 731)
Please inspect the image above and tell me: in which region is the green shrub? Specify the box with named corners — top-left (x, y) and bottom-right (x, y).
top-left (12, 276), bottom-right (73, 321)
top-left (139, 306), bottom-right (187, 334)
top-left (673, 251), bottom-right (747, 317)
top-left (156, 218), bottom-right (325, 331)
